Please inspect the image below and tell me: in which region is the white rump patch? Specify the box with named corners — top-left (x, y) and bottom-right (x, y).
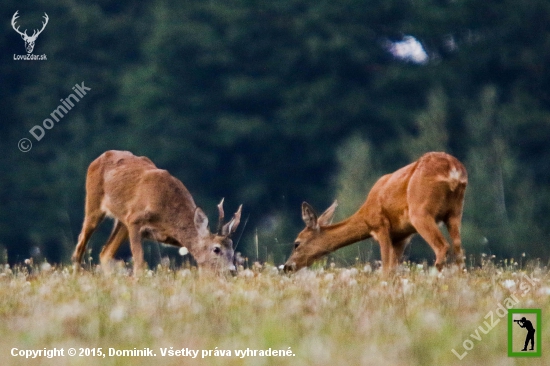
top-left (449, 168), bottom-right (460, 180)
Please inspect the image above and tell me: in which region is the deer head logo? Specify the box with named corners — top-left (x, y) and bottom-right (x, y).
top-left (11, 11), bottom-right (49, 54)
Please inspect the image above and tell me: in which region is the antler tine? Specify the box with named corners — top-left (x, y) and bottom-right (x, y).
top-left (218, 203), bottom-right (243, 237)
top-left (41, 13), bottom-right (49, 28)
top-left (11, 11), bottom-right (20, 26)
top-left (34, 13), bottom-right (49, 37)
top-left (11, 11), bottom-right (26, 37)
top-left (226, 204), bottom-right (242, 237)
top-left (216, 198), bottom-right (225, 234)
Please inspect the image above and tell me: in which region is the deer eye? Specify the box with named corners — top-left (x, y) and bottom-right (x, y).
top-left (294, 241), bottom-right (300, 249)
top-left (213, 246), bottom-right (222, 254)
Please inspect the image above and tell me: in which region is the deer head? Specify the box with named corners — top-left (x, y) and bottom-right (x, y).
top-left (192, 199), bottom-right (242, 271)
top-left (12, 11), bottom-right (49, 54)
top-left (284, 201), bottom-right (338, 271)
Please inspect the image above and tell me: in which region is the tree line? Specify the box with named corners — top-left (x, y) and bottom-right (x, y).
top-left (1, 0), bottom-right (549, 266)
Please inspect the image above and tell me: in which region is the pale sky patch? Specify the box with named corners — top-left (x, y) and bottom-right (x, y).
top-left (387, 35), bottom-right (429, 64)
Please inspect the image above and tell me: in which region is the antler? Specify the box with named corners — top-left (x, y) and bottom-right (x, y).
top-left (11, 11), bottom-right (27, 37)
top-left (11, 11), bottom-right (48, 40)
top-left (222, 205), bottom-right (242, 237)
top-left (216, 198), bottom-right (225, 235)
top-left (32, 13), bottom-right (49, 39)
top-left (215, 199), bottom-right (243, 238)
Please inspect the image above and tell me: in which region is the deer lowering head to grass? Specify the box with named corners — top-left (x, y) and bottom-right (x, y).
top-left (284, 152), bottom-right (468, 274)
top-left (71, 150), bottom-right (242, 275)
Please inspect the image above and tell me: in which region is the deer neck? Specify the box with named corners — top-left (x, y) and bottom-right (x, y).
top-left (177, 228), bottom-right (202, 251)
top-left (321, 211), bottom-right (371, 253)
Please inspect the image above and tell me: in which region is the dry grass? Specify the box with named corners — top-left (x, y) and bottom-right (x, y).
top-left (0, 261), bottom-right (548, 366)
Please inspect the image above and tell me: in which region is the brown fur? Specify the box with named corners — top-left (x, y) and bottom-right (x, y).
top-left (285, 152), bottom-right (468, 273)
top-left (71, 150), bottom-right (242, 275)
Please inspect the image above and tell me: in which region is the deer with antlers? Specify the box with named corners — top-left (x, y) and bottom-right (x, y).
top-left (11, 11), bottom-right (49, 54)
top-left (284, 152), bottom-right (467, 274)
top-left (71, 150), bottom-right (242, 275)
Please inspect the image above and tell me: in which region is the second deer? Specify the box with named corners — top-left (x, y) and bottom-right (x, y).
top-left (284, 152), bottom-right (467, 274)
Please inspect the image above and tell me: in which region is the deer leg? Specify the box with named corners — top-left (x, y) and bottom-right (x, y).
top-left (390, 237), bottom-right (411, 270)
top-left (445, 214), bottom-right (464, 268)
top-left (99, 220), bottom-right (129, 274)
top-left (374, 229), bottom-right (393, 274)
top-left (72, 212), bottom-right (105, 264)
top-left (72, 163), bottom-right (106, 266)
top-left (127, 224), bottom-right (146, 276)
top-left (410, 213), bottom-right (449, 271)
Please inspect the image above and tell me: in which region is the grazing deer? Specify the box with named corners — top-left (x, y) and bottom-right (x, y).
top-left (72, 150), bottom-right (242, 275)
top-left (284, 152), bottom-right (467, 274)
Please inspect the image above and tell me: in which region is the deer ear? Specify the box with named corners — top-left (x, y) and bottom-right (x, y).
top-left (221, 204), bottom-right (242, 237)
top-left (317, 200), bottom-right (338, 226)
top-left (194, 207), bottom-right (209, 237)
top-left (301, 202), bottom-right (318, 229)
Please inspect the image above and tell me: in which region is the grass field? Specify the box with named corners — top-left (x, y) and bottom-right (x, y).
top-left (0, 260), bottom-right (548, 366)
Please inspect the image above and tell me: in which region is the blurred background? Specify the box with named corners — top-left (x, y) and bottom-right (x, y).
top-left (1, 0), bottom-right (549, 268)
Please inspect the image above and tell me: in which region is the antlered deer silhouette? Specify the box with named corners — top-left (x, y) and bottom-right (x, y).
top-left (11, 11), bottom-right (49, 54)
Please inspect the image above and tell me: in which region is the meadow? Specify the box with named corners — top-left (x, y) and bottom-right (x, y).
top-left (0, 259), bottom-right (548, 366)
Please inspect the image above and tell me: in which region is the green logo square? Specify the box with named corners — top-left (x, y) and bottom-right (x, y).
top-left (508, 309), bottom-right (541, 357)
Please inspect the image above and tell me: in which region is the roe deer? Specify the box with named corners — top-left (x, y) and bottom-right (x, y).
top-left (284, 152), bottom-right (467, 274)
top-left (71, 150), bottom-right (242, 275)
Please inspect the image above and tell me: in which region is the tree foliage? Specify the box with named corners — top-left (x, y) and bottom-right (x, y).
top-left (1, 0), bottom-right (549, 266)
